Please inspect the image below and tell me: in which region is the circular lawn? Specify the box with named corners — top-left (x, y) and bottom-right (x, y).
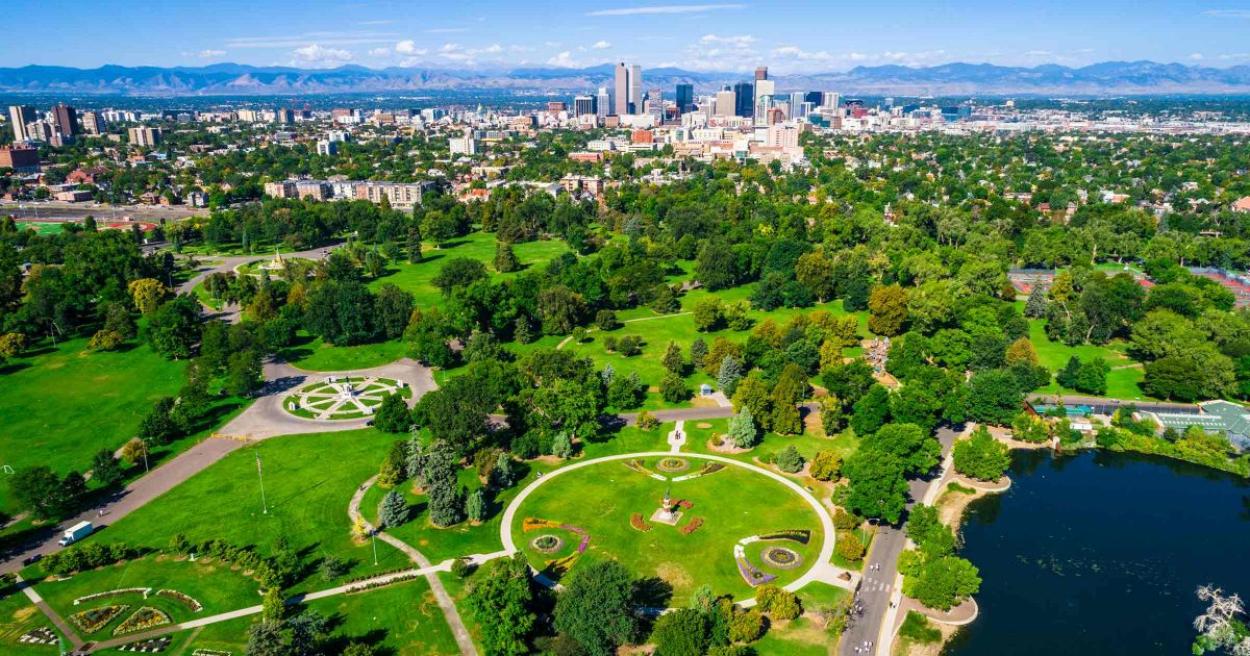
top-left (510, 456), bottom-right (824, 602)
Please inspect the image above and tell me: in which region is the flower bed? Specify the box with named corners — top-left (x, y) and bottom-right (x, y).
top-left (734, 555), bottom-right (776, 587)
top-left (675, 499), bottom-right (694, 509)
top-left (71, 604), bottom-right (129, 634)
top-left (74, 587), bottom-right (151, 605)
top-left (19, 627), bottom-right (58, 645)
top-left (630, 513), bottom-right (652, 532)
top-left (156, 589), bottom-right (202, 612)
top-left (114, 607), bottom-right (171, 636)
top-left (531, 534), bottom-right (564, 554)
top-left (192, 650), bottom-right (232, 656)
top-left (118, 636), bottom-right (172, 652)
top-left (624, 459), bottom-right (651, 475)
top-left (762, 546), bottom-right (803, 570)
top-left (523, 517), bottom-right (559, 532)
top-left (344, 572), bottom-right (420, 595)
top-left (656, 457), bottom-right (689, 473)
top-left (757, 529), bottom-right (812, 545)
top-left (680, 517), bottom-right (704, 535)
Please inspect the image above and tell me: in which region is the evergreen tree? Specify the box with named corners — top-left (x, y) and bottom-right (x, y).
top-left (494, 241), bottom-right (520, 272)
top-left (727, 406), bottom-right (759, 449)
top-left (373, 393), bottom-right (412, 433)
top-left (378, 489), bottom-right (410, 528)
top-left (551, 432), bottom-right (574, 459)
top-left (492, 452), bottom-right (517, 489)
top-left (467, 488), bottom-right (488, 522)
top-left (775, 445), bottom-right (805, 473)
top-left (425, 441), bottom-right (465, 527)
top-left (406, 223), bottom-right (424, 263)
top-left (406, 434), bottom-right (427, 485)
top-left (717, 355), bottom-right (743, 396)
top-left (690, 338), bottom-right (708, 369)
top-left (662, 341), bottom-right (685, 375)
top-left (1024, 285), bottom-right (1047, 318)
top-left (378, 440), bottom-right (408, 487)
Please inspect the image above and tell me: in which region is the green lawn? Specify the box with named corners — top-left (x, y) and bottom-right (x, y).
top-left (140, 577), bottom-right (461, 656)
top-left (751, 615), bottom-right (831, 656)
top-left (0, 338), bottom-right (187, 512)
top-left (371, 233), bottom-right (572, 309)
top-left (510, 457), bottom-right (824, 601)
top-left (280, 333), bottom-right (409, 372)
top-left (1025, 317), bottom-right (1148, 400)
top-left (0, 588), bottom-right (68, 654)
top-left (31, 554), bottom-right (260, 634)
top-left (89, 429), bottom-right (412, 592)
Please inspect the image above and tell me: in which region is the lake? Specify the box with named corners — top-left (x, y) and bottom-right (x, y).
top-left (945, 450), bottom-right (1250, 656)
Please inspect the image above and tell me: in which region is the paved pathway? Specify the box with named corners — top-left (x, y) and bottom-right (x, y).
top-left (15, 575), bottom-right (82, 649)
top-left (666, 421), bottom-right (687, 452)
top-left (497, 450), bottom-right (838, 607)
top-left (348, 476), bottom-right (478, 656)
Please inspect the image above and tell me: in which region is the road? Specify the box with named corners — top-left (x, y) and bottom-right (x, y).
top-left (1, 200), bottom-right (209, 222)
top-left (839, 426), bottom-right (960, 656)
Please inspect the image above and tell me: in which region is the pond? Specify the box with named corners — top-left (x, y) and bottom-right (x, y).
top-left (945, 450), bottom-right (1250, 656)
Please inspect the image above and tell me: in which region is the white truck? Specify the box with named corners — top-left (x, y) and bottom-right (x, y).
top-left (58, 521), bottom-right (93, 547)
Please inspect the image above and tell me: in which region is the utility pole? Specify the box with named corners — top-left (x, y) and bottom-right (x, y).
top-left (371, 530), bottom-right (379, 566)
top-left (255, 451), bottom-right (268, 514)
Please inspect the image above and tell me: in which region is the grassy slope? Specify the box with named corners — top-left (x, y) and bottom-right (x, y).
top-left (0, 338), bottom-right (186, 510)
top-left (91, 429), bottom-right (412, 591)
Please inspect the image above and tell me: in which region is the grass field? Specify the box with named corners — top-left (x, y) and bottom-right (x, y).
top-left (88, 429), bottom-right (412, 591)
top-left (0, 588), bottom-right (68, 654)
top-left (1024, 317), bottom-right (1148, 400)
top-left (510, 457), bottom-right (824, 601)
top-left (281, 334), bottom-right (409, 372)
top-left (371, 233), bottom-right (572, 309)
top-left (0, 338), bottom-right (187, 512)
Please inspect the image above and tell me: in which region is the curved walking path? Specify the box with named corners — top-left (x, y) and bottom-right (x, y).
top-left (498, 450), bottom-right (838, 607)
top-left (348, 476), bottom-right (478, 656)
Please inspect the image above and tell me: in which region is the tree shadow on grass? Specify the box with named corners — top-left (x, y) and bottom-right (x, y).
top-left (631, 576), bottom-right (674, 609)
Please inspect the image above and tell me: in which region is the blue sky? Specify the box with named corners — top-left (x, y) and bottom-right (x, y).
top-left (5, 0), bottom-right (1250, 72)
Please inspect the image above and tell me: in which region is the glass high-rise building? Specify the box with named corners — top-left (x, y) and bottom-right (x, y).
top-left (675, 83), bottom-right (693, 114)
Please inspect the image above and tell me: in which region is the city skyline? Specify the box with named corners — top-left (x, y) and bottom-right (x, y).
top-left (2, 0), bottom-right (1250, 74)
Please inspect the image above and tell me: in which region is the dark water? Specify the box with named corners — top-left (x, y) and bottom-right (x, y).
top-left (945, 450), bottom-right (1250, 656)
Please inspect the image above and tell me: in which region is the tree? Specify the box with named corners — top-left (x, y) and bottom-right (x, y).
top-left (128, 278), bottom-right (167, 315)
top-left (692, 297), bottom-right (724, 332)
top-left (863, 423), bottom-right (940, 476)
top-left (650, 608), bottom-right (711, 656)
top-left (660, 372), bottom-right (690, 404)
top-left (1024, 285), bottom-right (1048, 318)
top-left (662, 341), bottom-right (685, 375)
top-left (90, 449), bottom-right (123, 488)
top-left (770, 388), bottom-right (803, 435)
top-left (836, 530), bottom-right (866, 561)
top-left (554, 560), bottom-right (638, 656)
top-left (965, 369), bottom-right (1023, 426)
top-left (551, 432), bottom-right (574, 459)
top-left (809, 450), bottom-right (842, 481)
top-left (378, 440), bottom-right (408, 487)
top-left (850, 384), bottom-right (891, 436)
top-left (868, 284), bottom-right (909, 336)
top-left (952, 426), bottom-right (1011, 481)
top-left (494, 241), bottom-right (520, 273)
top-left (492, 452), bottom-right (517, 489)
top-left (903, 555), bottom-right (981, 611)
top-left (755, 585), bottom-right (801, 620)
top-left (466, 555), bottom-right (536, 656)
top-left (727, 406), bottom-right (759, 449)
top-left (467, 488), bottom-right (488, 522)
top-left (1004, 337), bottom-right (1039, 366)
top-left (120, 437), bottom-right (148, 466)
top-left (717, 355), bottom-right (743, 396)
top-left (226, 349), bottom-right (263, 396)
top-left (373, 393), bottom-right (412, 433)
top-left (147, 295), bottom-right (202, 359)
top-left (374, 284), bottom-right (414, 339)
top-left (842, 451), bottom-right (908, 523)
top-left (10, 467), bottom-right (79, 520)
top-left (595, 309), bottom-right (620, 330)
top-left (690, 338), bottom-right (708, 369)
top-left (378, 489), bottom-right (410, 528)
top-left (425, 441), bottom-right (466, 527)
top-left (432, 257), bottom-right (488, 296)
top-left (775, 445), bottom-right (805, 473)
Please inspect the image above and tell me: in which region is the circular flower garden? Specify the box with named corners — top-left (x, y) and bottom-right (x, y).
top-left (282, 376), bottom-right (410, 421)
top-left (509, 455), bottom-right (825, 600)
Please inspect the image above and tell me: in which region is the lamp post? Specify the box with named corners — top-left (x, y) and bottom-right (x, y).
top-left (255, 451), bottom-right (268, 515)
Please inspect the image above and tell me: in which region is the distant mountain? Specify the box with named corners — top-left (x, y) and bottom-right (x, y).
top-left (2, 61), bottom-right (1250, 97)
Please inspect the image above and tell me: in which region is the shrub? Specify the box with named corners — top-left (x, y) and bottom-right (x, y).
top-left (775, 445), bottom-right (805, 474)
top-left (832, 508), bottom-right (860, 531)
top-left (835, 530), bottom-right (865, 562)
top-left (899, 611), bottom-right (941, 644)
top-left (809, 450), bottom-right (842, 481)
top-left (728, 608), bottom-right (765, 643)
top-left (637, 410), bottom-right (659, 431)
top-left (660, 372), bottom-right (690, 404)
top-left (755, 585), bottom-right (801, 620)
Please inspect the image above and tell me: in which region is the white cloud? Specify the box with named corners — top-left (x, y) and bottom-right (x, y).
top-left (771, 45), bottom-right (834, 63)
top-left (197, 49), bottom-right (227, 59)
top-left (547, 51), bottom-right (580, 67)
top-left (1189, 52), bottom-right (1205, 61)
top-left (395, 39), bottom-right (424, 55)
top-left (291, 44), bottom-right (354, 66)
top-left (699, 33), bottom-right (755, 47)
top-left (592, 40), bottom-right (612, 49)
top-left (587, 3), bottom-right (745, 16)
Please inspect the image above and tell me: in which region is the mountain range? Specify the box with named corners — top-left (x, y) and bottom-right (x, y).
top-left (3, 61), bottom-right (1250, 97)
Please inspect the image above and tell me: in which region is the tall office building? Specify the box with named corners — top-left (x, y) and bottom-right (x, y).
top-left (8, 105), bottom-right (35, 142)
top-left (805, 91), bottom-right (823, 106)
top-left (789, 92), bottom-right (807, 118)
top-left (674, 83), bottom-right (693, 114)
top-left (733, 81), bottom-right (754, 117)
top-left (755, 66), bottom-right (768, 81)
top-left (822, 92), bottom-right (841, 111)
top-left (81, 111), bottom-right (105, 135)
top-left (714, 87), bottom-right (736, 117)
top-left (573, 95), bottom-right (596, 117)
top-left (628, 64), bottom-right (642, 114)
top-left (595, 87), bottom-right (611, 119)
top-left (753, 79), bottom-right (775, 123)
top-left (614, 63), bottom-right (629, 116)
top-left (52, 103), bottom-right (79, 137)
